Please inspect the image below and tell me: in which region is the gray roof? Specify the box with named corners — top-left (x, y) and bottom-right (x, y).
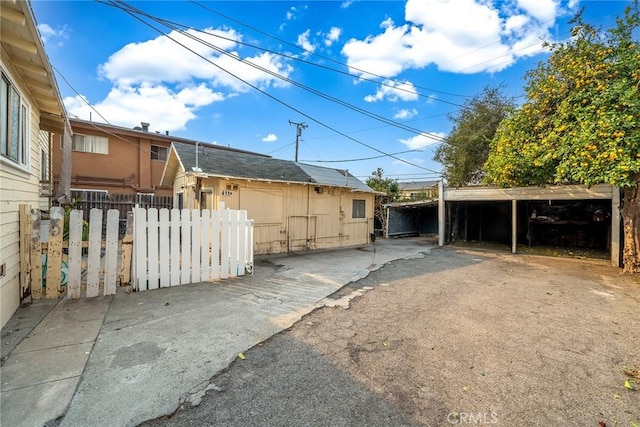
top-left (296, 163), bottom-right (373, 192)
top-left (172, 142), bottom-right (375, 192)
top-left (398, 180), bottom-right (439, 191)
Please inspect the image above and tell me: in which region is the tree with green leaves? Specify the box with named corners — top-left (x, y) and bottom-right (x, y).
top-left (365, 168), bottom-right (400, 236)
top-left (484, 2), bottom-right (640, 272)
top-left (433, 85), bottom-right (515, 187)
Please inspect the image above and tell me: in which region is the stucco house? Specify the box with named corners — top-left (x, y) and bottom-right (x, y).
top-left (161, 141), bottom-right (377, 254)
top-left (51, 118), bottom-right (178, 197)
top-left (1, 1), bottom-right (67, 327)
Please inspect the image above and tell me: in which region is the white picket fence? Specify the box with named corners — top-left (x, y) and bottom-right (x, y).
top-left (132, 208), bottom-right (254, 291)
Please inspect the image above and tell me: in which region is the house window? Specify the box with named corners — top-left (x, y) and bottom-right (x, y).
top-left (352, 199), bottom-right (366, 219)
top-left (151, 145), bottom-right (168, 161)
top-left (72, 134), bottom-right (108, 154)
top-left (1, 72), bottom-right (29, 167)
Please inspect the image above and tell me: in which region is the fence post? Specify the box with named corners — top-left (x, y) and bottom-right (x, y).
top-left (19, 205), bottom-right (32, 302)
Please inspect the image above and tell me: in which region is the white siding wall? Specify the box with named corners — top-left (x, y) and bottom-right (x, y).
top-left (0, 60), bottom-right (46, 327)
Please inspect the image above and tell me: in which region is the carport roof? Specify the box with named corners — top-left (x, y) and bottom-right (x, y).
top-left (384, 199), bottom-right (439, 209)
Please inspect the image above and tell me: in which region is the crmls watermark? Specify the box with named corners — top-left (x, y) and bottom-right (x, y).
top-left (447, 411), bottom-right (499, 424)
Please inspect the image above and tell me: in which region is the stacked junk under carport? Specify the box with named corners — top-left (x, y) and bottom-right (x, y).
top-left (384, 183), bottom-right (622, 268)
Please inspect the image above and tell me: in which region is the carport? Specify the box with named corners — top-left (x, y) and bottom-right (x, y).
top-left (437, 183), bottom-right (622, 267)
top-left (384, 199), bottom-right (438, 238)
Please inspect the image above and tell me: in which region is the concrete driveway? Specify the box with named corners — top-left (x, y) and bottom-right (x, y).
top-left (0, 238), bottom-right (434, 427)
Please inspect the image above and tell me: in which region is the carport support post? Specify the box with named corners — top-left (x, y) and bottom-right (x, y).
top-left (611, 188), bottom-right (621, 267)
top-left (511, 199), bottom-right (517, 254)
top-left (438, 180), bottom-right (445, 246)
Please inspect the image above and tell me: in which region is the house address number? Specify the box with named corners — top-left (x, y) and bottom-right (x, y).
top-left (221, 190), bottom-right (233, 196)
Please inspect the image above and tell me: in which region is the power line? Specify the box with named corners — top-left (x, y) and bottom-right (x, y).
top-left (99, 0), bottom-right (447, 145)
top-left (100, 0), bottom-right (444, 174)
top-left (188, 0), bottom-right (472, 100)
top-left (300, 149), bottom-right (421, 163)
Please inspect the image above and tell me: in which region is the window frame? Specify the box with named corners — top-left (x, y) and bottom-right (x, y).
top-left (71, 133), bottom-right (109, 154)
top-left (151, 145), bottom-right (169, 161)
top-left (352, 199), bottom-right (366, 219)
top-left (1, 71), bottom-right (30, 170)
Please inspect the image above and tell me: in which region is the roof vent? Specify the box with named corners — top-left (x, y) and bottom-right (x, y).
top-left (141, 122), bottom-right (149, 132)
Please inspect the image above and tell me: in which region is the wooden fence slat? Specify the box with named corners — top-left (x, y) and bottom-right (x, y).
top-left (46, 207), bottom-right (64, 299)
top-left (134, 207), bottom-right (147, 291)
top-left (67, 210), bottom-right (83, 299)
top-left (220, 209), bottom-right (230, 279)
top-left (86, 208), bottom-right (103, 298)
top-left (238, 210), bottom-right (247, 275)
top-left (230, 210), bottom-right (239, 277)
top-left (211, 210), bottom-right (221, 281)
top-left (119, 211), bottom-right (133, 286)
top-left (19, 205), bottom-right (32, 302)
top-left (29, 208), bottom-right (43, 299)
top-left (104, 209), bottom-right (119, 295)
top-left (201, 210), bottom-right (211, 281)
top-left (147, 208), bottom-right (159, 290)
top-left (247, 219), bottom-right (254, 274)
top-left (170, 209), bottom-right (181, 287)
top-left (159, 209), bottom-right (170, 288)
top-left (180, 209), bottom-right (191, 285)
top-left (191, 209), bottom-right (201, 283)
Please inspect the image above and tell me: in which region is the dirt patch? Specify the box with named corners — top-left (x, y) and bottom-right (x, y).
top-left (296, 248), bottom-right (640, 426)
top-left (145, 247), bottom-right (640, 426)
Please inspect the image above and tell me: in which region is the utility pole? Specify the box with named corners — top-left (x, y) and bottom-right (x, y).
top-left (289, 120), bottom-right (308, 162)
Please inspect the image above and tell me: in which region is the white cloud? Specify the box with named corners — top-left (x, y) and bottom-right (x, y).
top-left (286, 5), bottom-right (307, 20)
top-left (394, 108), bottom-right (418, 119)
top-left (517, 0), bottom-right (559, 23)
top-left (86, 26), bottom-right (293, 130)
top-left (342, 0), bottom-right (573, 76)
top-left (341, 0), bottom-right (355, 8)
top-left (37, 23), bottom-right (69, 46)
top-left (297, 29), bottom-right (317, 54)
top-left (504, 15), bottom-right (530, 35)
top-left (399, 132), bottom-right (445, 150)
top-left (262, 134), bottom-right (278, 142)
top-left (324, 27), bottom-right (343, 47)
top-left (64, 84), bottom-right (224, 132)
top-left (99, 28), bottom-right (292, 91)
top-left (364, 80), bottom-right (418, 102)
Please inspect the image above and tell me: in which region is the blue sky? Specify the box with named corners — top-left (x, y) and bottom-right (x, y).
top-left (32, 0), bottom-right (629, 182)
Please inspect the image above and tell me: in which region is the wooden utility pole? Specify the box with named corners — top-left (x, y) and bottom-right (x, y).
top-left (289, 120), bottom-right (307, 162)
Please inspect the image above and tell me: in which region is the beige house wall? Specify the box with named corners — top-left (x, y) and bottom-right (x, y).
top-left (0, 60), bottom-right (50, 327)
top-left (173, 175), bottom-right (374, 255)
